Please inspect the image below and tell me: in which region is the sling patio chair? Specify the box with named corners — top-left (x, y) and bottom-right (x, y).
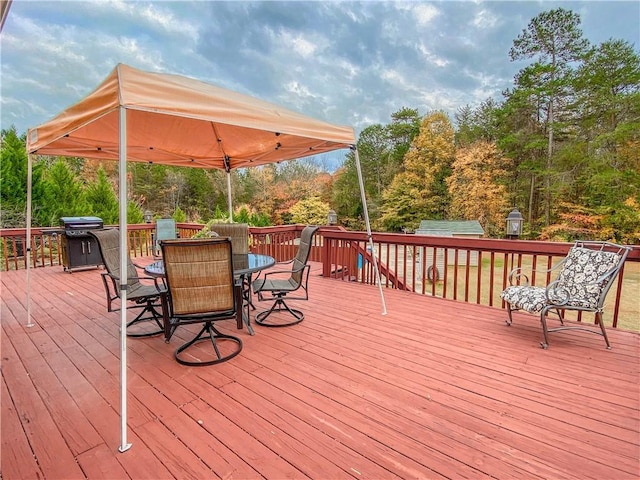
top-left (160, 237), bottom-right (243, 366)
top-left (252, 225), bottom-right (319, 327)
top-left (206, 222), bottom-right (249, 255)
top-left (153, 218), bottom-right (178, 258)
top-left (500, 240), bottom-right (631, 349)
top-left (90, 228), bottom-right (165, 337)
top-left (206, 222), bottom-right (255, 311)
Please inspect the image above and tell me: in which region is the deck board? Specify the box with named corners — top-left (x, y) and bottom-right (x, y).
top-left (1, 261), bottom-right (639, 479)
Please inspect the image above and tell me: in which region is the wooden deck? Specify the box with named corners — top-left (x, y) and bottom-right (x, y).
top-left (2, 261), bottom-right (639, 479)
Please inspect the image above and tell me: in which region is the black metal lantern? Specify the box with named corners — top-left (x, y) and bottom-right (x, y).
top-left (506, 208), bottom-right (524, 239)
top-left (144, 210), bottom-right (153, 223)
top-left (327, 209), bottom-right (337, 225)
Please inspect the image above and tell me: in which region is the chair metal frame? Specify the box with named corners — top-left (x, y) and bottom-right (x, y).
top-left (160, 237), bottom-right (243, 366)
top-left (501, 240), bottom-right (631, 349)
top-left (90, 228), bottom-right (165, 337)
top-left (252, 225), bottom-right (319, 327)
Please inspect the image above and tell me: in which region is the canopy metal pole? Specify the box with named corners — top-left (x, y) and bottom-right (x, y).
top-left (224, 155), bottom-right (233, 222)
top-left (25, 151), bottom-right (34, 327)
top-left (353, 147), bottom-right (387, 315)
top-left (118, 106), bottom-right (132, 453)
top-left (226, 171), bottom-right (233, 222)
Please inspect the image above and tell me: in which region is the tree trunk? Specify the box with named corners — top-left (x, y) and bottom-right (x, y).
top-left (546, 97), bottom-right (553, 227)
top-left (528, 174), bottom-right (535, 225)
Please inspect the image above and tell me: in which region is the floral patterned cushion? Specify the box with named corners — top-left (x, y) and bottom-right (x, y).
top-left (557, 247), bottom-right (621, 309)
top-left (501, 285), bottom-right (548, 313)
top-left (501, 246), bottom-right (622, 313)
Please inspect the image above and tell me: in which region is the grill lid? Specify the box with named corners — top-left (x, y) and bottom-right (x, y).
top-left (60, 216), bottom-right (103, 235)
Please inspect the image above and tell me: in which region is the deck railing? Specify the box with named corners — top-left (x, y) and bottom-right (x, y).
top-left (2, 224), bottom-right (639, 331)
top-left (318, 230), bottom-right (640, 331)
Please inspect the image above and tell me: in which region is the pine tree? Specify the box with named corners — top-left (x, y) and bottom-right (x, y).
top-left (85, 167), bottom-right (119, 224)
top-left (509, 7), bottom-right (589, 226)
top-left (39, 159), bottom-right (90, 225)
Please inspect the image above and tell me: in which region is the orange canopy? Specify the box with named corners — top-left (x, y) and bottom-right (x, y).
top-left (27, 63), bottom-right (356, 168)
top-left (24, 65), bottom-right (381, 453)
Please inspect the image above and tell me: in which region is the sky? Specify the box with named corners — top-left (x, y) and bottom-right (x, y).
top-left (1, 1), bottom-right (639, 169)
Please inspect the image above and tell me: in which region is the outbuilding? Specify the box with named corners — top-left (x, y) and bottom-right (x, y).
top-left (415, 220), bottom-right (485, 275)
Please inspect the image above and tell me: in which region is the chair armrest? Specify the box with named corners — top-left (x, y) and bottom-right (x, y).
top-left (508, 259), bottom-right (566, 286)
top-left (508, 268), bottom-right (530, 286)
top-left (251, 257), bottom-right (295, 282)
top-left (276, 258), bottom-right (295, 266)
top-left (544, 279), bottom-right (571, 306)
top-left (260, 264), bottom-right (306, 280)
top-left (102, 271), bottom-right (164, 292)
top-left (253, 264), bottom-right (308, 293)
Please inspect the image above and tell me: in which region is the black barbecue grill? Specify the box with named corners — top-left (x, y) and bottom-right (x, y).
top-left (59, 216), bottom-right (104, 271)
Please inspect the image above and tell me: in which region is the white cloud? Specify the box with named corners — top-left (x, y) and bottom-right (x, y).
top-left (278, 30), bottom-right (319, 58)
top-left (394, 2), bottom-right (439, 26)
top-left (417, 43), bottom-right (449, 68)
top-left (472, 9), bottom-right (499, 30)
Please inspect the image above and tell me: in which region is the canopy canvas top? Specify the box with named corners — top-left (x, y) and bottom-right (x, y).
top-left (27, 63), bottom-right (356, 169)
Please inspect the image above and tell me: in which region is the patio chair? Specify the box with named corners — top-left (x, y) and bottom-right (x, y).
top-left (208, 223), bottom-right (254, 310)
top-left (153, 218), bottom-right (178, 257)
top-left (500, 240), bottom-right (631, 349)
top-left (207, 223), bottom-right (249, 254)
top-left (159, 237), bottom-right (243, 366)
top-left (252, 225), bottom-right (319, 327)
top-left (90, 228), bottom-right (165, 337)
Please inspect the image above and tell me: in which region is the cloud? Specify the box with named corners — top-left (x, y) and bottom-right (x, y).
top-left (2, 0), bottom-right (638, 170)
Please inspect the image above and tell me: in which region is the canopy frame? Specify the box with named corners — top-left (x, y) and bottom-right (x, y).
top-left (25, 63), bottom-right (385, 452)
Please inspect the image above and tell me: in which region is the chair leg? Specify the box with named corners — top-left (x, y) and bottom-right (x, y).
top-left (255, 297), bottom-right (304, 327)
top-left (175, 322), bottom-right (243, 366)
top-left (540, 310), bottom-right (551, 349)
top-left (505, 303), bottom-right (515, 326)
top-left (541, 309), bottom-right (612, 350)
top-left (596, 312), bottom-right (612, 349)
top-left (126, 299), bottom-right (164, 338)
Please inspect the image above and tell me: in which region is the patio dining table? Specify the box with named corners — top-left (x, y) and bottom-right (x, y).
top-left (145, 253), bottom-right (276, 335)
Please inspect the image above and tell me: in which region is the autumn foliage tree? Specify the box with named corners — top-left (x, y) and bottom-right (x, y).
top-left (379, 111), bottom-right (455, 231)
top-left (447, 141), bottom-right (510, 237)
top-left (289, 196), bottom-right (331, 225)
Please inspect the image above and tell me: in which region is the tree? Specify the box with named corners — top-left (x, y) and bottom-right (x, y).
top-left (385, 107), bottom-right (422, 181)
top-left (447, 141), bottom-right (510, 236)
top-left (454, 98), bottom-right (499, 147)
top-left (573, 39), bottom-right (640, 193)
top-left (289, 197), bottom-right (330, 225)
top-left (332, 159), bottom-right (365, 229)
top-left (332, 108), bottom-right (421, 229)
top-left (39, 159), bottom-right (90, 226)
top-left (127, 201), bottom-right (144, 224)
top-left (379, 111), bottom-right (455, 231)
top-left (497, 66), bottom-right (549, 230)
top-left (1, 128), bottom-right (28, 226)
top-left (357, 124), bottom-right (392, 198)
top-left (129, 162), bottom-right (170, 215)
top-left (575, 39), bottom-right (640, 147)
top-left (509, 7), bottom-right (589, 226)
top-left (85, 167), bottom-right (119, 224)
